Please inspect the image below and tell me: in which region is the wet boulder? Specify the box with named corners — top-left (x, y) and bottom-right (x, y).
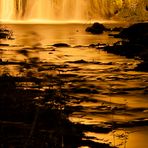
top-left (112, 27), bottom-right (123, 32)
top-left (117, 23), bottom-right (148, 43)
top-left (135, 49), bottom-right (148, 71)
top-left (52, 43), bottom-right (70, 47)
top-left (135, 61), bottom-right (148, 71)
top-left (137, 33), bottom-right (148, 46)
top-left (104, 23), bottom-right (148, 71)
top-left (0, 32), bottom-right (8, 39)
top-left (106, 23), bottom-right (148, 57)
top-left (85, 22), bottom-right (108, 34)
top-left (104, 42), bottom-right (145, 58)
top-left (0, 28), bottom-right (13, 39)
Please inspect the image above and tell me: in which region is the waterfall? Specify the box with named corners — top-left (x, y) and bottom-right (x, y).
top-left (0, 0), bottom-right (15, 21)
top-left (0, 0), bottom-right (147, 23)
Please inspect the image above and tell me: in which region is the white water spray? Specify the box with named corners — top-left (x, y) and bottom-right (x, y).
top-left (0, 0), bottom-right (147, 23)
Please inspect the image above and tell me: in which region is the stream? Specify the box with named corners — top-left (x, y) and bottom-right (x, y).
top-left (0, 24), bottom-right (148, 148)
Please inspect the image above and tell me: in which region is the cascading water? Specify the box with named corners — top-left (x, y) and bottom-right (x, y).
top-left (0, 0), bottom-right (147, 23)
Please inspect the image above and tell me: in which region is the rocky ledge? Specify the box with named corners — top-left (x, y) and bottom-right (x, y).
top-left (103, 23), bottom-right (148, 71)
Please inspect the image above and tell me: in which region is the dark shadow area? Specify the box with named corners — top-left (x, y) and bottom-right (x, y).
top-left (0, 43), bottom-right (115, 148)
top-left (101, 23), bottom-right (148, 71)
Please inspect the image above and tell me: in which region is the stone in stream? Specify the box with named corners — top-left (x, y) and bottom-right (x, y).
top-left (86, 22), bottom-right (109, 34)
top-left (0, 28), bottom-right (13, 39)
top-left (52, 43), bottom-right (70, 47)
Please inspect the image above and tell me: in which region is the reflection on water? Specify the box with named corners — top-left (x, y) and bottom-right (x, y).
top-left (85, 126), bottom-right (148, 148)
top-left (0, 24), bottom-right (148, 148)
top-left (18, 31), bottom-right (42, 47)
top-left (3, 24), bottom-right (120, 46)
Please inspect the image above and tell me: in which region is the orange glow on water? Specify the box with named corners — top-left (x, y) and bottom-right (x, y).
top-left (0, 1), bottom-right (148, 147)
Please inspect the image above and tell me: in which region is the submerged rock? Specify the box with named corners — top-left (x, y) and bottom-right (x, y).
top-left (86, 22), bottom-right (108, 34)
top-left (0, 43), bottom-right (9, 46)
top-left (52, 43), bottom-right (70, 47)
top-left (68, 59), bottom-right (88, 64)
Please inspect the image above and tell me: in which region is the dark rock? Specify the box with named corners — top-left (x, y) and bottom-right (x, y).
top-left (57, 74), bottom-right (78, 78)
top-left (135, 61), bottom-right (148, 71)
top-left (0, 44), bottom-right (9, 46)
top-left (52, 43), bottom-right (70, 47)
top-left (86, 22), bottom-right (108, 34)
top-left (0, 32), bottom-right (9, 39)
top-left (67, 59), bottom-right (101, 65)
top-left (139, 49), bottom-right (148, 61)
top-left (117, 23), bottom-right (148, 41)
top-left (103, 23), bottom-right (148, 71)
top-left (17, 49), bottom-right (29, 56)
top-left (71, 87), bottom-right (98, 94)
top-left (73, 45), bottom-right (84, 48)
top-left (104, 43), bottom-right (144, 58)
top-left (112, 27), bottom-right (123, 31)
top-left (89, 43), bottom-right (100, 47)
top-left (76, 123), bottom-right (111, 133)
top-left (0, 28), bottom-right (13, 39)
top-left (137, 33), bottom-right (148, 46)
top-left (68, 59), bottom-right (88, 64)
top-left (81, 140), bottom-right (114, 148)
top-left (89, 43), bottom-right (97, 48)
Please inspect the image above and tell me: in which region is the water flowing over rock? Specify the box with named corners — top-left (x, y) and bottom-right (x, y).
top-left (0, 0), bottom-right (147, 23)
